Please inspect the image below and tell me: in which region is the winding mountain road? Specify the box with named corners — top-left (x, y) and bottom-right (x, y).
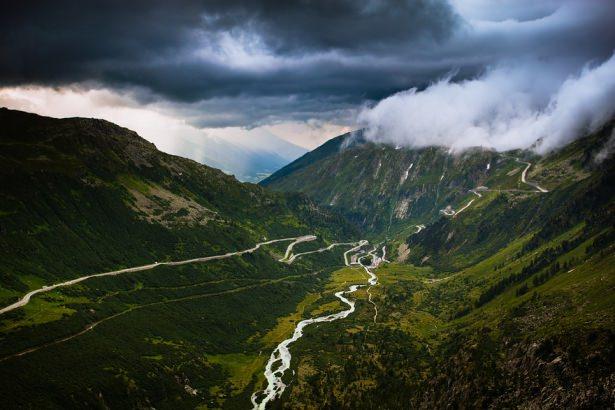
top-left (453, 198), bottom-right (475, 218)
top-left (344, 240), bottom-right (369, 266)
top-left (517, 158), bottom-right (549, 192)
top-left (470, 188), bottom-right (483, 198)
top-left (278, 235), bottom-right (317, 262)
top-left (0, 235), bottom-right (369, 363)
top-left (284, 241), bottom-right (360, 264)
top-left (0, 270), bottom-right (326, 363)
top-left (0, 236), bottom-right (309, 316)
top-left (440, 157), bottom-right (548, 218)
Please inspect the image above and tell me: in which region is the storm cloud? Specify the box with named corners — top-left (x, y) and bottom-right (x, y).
top-left (1, 0), bottom-right (615, 137)
top-left (0, 1), bottom-right (456, 105)
top-left (358, 1), bottom-right (615, 153)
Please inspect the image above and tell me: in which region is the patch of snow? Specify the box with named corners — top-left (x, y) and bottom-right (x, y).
top-left (400, 163), bottom-right (414, 184)
top-left (374, 160), bottom-right (382, 178)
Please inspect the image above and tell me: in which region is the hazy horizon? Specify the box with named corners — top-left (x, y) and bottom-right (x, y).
top-left (2, 0), bottom-right (614, 166)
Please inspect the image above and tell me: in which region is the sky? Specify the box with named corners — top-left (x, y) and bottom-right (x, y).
top-left (1, 0), bottom-right (614, 158)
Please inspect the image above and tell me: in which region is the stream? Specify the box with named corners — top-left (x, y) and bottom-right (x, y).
top-left (252, 241), bottom-right (382, 409)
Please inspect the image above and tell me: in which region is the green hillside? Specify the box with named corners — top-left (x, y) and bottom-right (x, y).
top-left (260, 123), bottom-right (615, 407)
top-left (0, 108), bottom-right (357, 296)
top-left (277, 221), bottom-right (614, 408)
top-left (0, 108), bottom-right (613, 408)
top-left (262, 131), bottom-right (516, 236)
top-left (0, 108), bottom-right (358, 408)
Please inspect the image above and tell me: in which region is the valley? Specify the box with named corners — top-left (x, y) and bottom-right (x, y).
top-left (0, 109), bottom-right (613, 409)
top-left (252, 242), bottom-right (381, 409)
top-left (258, 122), bottom-right (615, 408)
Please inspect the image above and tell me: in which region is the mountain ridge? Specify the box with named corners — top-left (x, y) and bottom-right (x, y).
top-left (259, 122), bottom-right (615, 409)
top-left (0, 107), bottom-right (356, 296)
top-left (261, 125), bottom-right (613, 238)
top-left (1, 106), bottom-right (307, 183)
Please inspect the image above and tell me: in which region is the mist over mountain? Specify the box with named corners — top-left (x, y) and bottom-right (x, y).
top-left (0, 87), bottom-right (307, 182)
top-left (144, 125), bottom-right (307, 182)
top-left (359, 53), bottom-right (615, 155)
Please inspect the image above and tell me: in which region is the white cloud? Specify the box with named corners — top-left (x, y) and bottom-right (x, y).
top-left (358, 53), bottom-right (615, 154)
top-left (594, 129), bottom-right (615, 164)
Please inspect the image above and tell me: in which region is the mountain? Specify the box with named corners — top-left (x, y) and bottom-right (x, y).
top-left (0, 108), bottom-right (356, 408)
top-left (0, 106), bottom-right (307, 184)
top-left (262, 127), bottom-right (613, 243)
top-left (261, 125), bottom-right (615, 407)
top-left (171, 131), bottom-right (307, 183)
top-left (0, 107), bottom-right (354, 290)
top-left (261, 129), bottom-right (502, 236)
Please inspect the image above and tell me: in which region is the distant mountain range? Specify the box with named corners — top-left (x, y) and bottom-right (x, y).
top-left (172, 130), bottom-right (307, 183)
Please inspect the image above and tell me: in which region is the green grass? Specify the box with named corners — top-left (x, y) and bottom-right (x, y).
top-left (142, 354), bottom-right (163, 361)
top-left (261, 293), bottom-right (321, 346)
top-left (208, 353), bottom-right (267, 393)
top-left (116, 174), bottom-right (151, 194)
top-left (0, 109), bottom-right (612, 409)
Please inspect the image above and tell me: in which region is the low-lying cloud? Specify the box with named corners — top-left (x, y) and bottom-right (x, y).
top-left (594, 129), bottom-right (615, 164)
top-left (359, 53), bottom-right (615, 154)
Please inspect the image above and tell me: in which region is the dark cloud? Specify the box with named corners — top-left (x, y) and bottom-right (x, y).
top-left (1, 0), bottom-right (614, 128)
top-left (0, 1), bottom-right (457, 90)
top-left (216, 0), bottom-right (458, 52)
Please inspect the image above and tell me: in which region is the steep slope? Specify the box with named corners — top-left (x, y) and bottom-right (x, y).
top-left (0, 108), bottom-right (359, 408)
top-left (262, 127), bottom-right (612, 240)
top-left (259, 124), bottom-right (615, 408)
top-left (403, 124), bottom-right (614, 271)
top-left (0, 107), bottom-right (613, 409)
top-left (260, 131), bottom-right (360, 186)
top-left (0, 108), bottom-right (354, 297)
top-left (262, 131), bottom-right (530, 236)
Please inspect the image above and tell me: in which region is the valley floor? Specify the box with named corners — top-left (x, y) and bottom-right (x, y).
top-left (1, 218), bottom-right (612, 409)
top-left (272, 223), bottom-right (615, 408)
